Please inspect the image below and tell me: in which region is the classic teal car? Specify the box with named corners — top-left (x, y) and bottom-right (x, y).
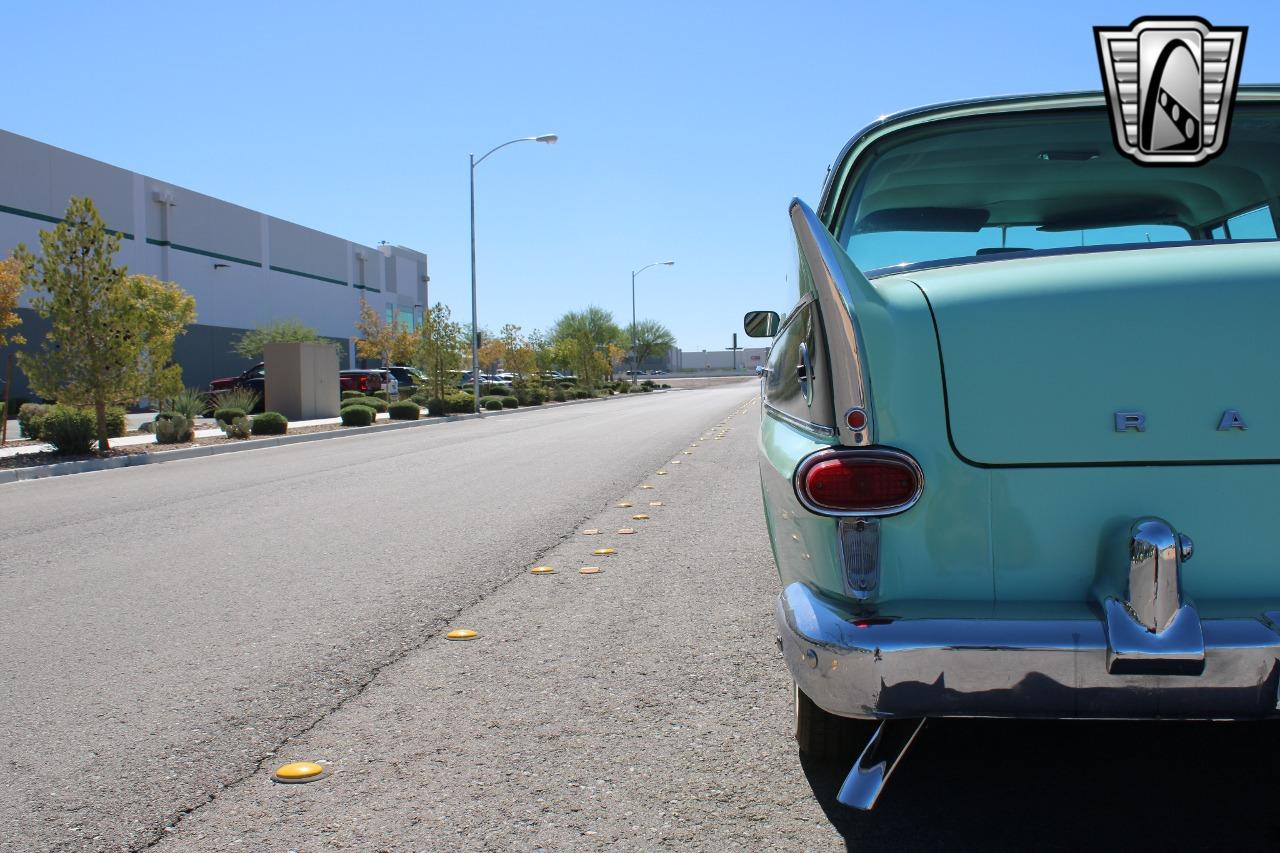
top-left (747, 87), bottom-right (1280, 810)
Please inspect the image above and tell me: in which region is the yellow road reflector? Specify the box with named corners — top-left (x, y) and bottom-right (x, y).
top-left (671, 460), bottom-right (682, 465)
top-left (632, 514), bottom-right (650, 520)
top-left (273, 762), bottom-right (327, 783)
top-left (617, 528), bottom-right (636, 535)
top-left (656, 471), bottom-right (668, 475)
top-left (580, 528), bottom-right (600, 535)
top-left (593, 547), bottom-right (617, 556)
top-left (530, 566), bottom-right (556, 574)
top-left (616, 502), bottom-right (633, 508)
top-left (649, 501), bottom-right (663, 507)
top-left (579, 566), bottom-right (602, 575)
top-left (682, 451), bottom-right (693, 455)
top-left (446, 629), bottom-right (479, 641)
top-left (640, 484), bottom-right (655, 490)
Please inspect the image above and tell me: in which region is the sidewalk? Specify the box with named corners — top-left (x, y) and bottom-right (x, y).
top-left (0, 412), bottom-right (392, 458)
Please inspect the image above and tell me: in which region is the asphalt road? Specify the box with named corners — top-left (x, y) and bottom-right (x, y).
top-left (5, 381), bottom-right (1280, 851)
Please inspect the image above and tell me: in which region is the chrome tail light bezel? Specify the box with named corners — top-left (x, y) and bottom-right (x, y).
top-left (793, 446), bottom-right (925, 518)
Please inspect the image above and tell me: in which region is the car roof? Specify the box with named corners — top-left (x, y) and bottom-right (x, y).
top-left (816, 85), bottom-right (1280, 221)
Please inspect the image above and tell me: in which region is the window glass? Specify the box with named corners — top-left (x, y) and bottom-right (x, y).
top-left (764, 301), bottom-right (814, 422)
top-left (1225, 206), bottom-right (1277, 239)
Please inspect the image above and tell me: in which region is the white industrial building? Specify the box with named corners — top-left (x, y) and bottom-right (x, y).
top-left (0, 128), bottom-right (428, 398)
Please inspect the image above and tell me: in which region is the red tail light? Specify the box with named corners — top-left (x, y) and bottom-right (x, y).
top-left (795, 448), bottom-right (922, 516)
top-left (359, 375), bottom-right (369, 391)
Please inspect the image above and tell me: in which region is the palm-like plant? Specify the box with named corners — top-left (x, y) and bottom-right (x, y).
top-left (210, 386), bottom-right (261, 415)
top-left (160, 386), bottom-right (211, 422)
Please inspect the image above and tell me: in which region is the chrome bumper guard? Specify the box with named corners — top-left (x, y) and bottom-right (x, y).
top-left (777, 581), bottom-right (1280, 721)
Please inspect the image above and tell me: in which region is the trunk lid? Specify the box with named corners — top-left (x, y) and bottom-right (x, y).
top-left (906, 242), bottom-right (1280, 465)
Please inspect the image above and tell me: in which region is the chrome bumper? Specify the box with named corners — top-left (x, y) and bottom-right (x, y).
top-left (777, 582), bottom-right (1280, 720)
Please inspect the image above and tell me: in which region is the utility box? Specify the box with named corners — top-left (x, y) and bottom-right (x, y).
top-left (263, 342), bottom-right (339, 421)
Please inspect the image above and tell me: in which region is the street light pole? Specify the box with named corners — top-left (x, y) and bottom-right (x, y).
top-left (469, 134), bottom-right (558, 412)
top-left (629, 261), bottom-right (674, 383)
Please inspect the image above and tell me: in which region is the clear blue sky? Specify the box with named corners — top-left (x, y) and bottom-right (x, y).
top-left (7, 1), bottom-right (1278, 350)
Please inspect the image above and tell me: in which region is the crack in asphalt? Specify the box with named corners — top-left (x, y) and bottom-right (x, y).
top-left (130, 398), bottom-right (745, 852)
top-left (131, 500), bottom-right (609, 852)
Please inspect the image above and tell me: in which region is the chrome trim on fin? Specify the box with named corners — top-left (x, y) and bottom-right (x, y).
top-left (789, 198), bottom-right (879, 447)
top-left (763, 402), bottom-right (838, 437)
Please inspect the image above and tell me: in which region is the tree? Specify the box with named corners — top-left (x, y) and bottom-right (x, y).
top-left (389, 325), bottom-right (417, 366)
top-left (528, 329), bottom-right (555, 375)
top-left (606, 343), bottom-right (626, 379)
top-left (626, 319), bottom-right (676, 376)
top-left (233, 318), bottom-right (328, 360)
top-left (354, 297), bottom-right (400, 367)
top-left (16, 197), bottom-right (196, 453)
top-left (549, 306), bottom-right (624, 388)
top-left (412, 302), bottom-right (466, 400)
top-left (0, 255), bottom-right (24, 347)
top-left (477, 331), bottom-right (505, 377)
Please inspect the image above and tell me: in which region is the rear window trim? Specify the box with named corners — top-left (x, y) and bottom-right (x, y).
top-left (864, 238), bottom-right (1276, 280)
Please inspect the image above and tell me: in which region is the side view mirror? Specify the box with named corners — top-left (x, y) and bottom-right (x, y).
top-left (743, 310), bottom-right (780, 338)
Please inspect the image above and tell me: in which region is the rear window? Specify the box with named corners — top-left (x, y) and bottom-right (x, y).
top-left (836, 103), bottom-right (1280, 275)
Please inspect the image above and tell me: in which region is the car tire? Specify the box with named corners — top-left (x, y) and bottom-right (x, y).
top-left (794, 683), bottom-right (878, 763)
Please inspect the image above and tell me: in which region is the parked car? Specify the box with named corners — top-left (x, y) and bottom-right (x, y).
top-left (209, 363), bottom-right (265, 410)
top-left (339, 369), bottom-right (390, 396)
top-left (385, 366), bottom-right (425, 395)
top-left (748, 87), bottom-right (1280, 811)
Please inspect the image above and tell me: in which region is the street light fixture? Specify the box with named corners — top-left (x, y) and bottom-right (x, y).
top-left (469, 134), bottom-right (558, 411)
top-left (630, 261), bottom-right (674, 382)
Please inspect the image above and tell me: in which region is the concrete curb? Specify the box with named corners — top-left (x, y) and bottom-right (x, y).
top-left (0, 390), bottom-right (669, 486)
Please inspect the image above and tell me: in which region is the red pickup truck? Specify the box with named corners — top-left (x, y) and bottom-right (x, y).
top-left (209, 365), bottom-right (390, 408)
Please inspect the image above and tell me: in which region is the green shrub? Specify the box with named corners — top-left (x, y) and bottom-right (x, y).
top-left (445, 393), bottom-right (474, 414)
top-left (17, 403), bottom-right (51, 440)
top-left (104, 407), bottom-right (127, 438)
top-left (345, 395), bottom-right (387, 413)
top-left (480, 383), bottom-right (509, 396)
top-left (42, 406), bottom-right (98, 455)
top-left (521, 390), bottom-right (545, 406)
top-left (251, 411), bottom-right (288, 435)
top-left (641, 385), bottom-right (654, 393)
top-left (154, 412), bottom-right (193, 444)
top-left (641, 379), bottom-right (656, 389)
top-left (388, 401), bottom-right (420, 420)
top-left (552, 389), bottom-right (567, 403)
top-left (222, 415), bottom-right (252, 439)
top-left (424, 398), bottom-right (447, 417)
top-left (660, 383), bottom-right (671, 389)
top-left (161, 387), bottom-right (210, 422)
top-left (341, 390), bottom-right (363, 400)
top-left (214, 406), bottom-right (247, 425)
top-left (340, 404), bottom-right (375, 426)
top-left (213, 386), bottom-right (261, 414)
top-left (573, 389), bottom-right (592, 400)
top-left (482, 398), bottom-right (503, 411)
top-left (500, 396), bottom-right (518, 409)
top-left (372, 390), bottom-right (390, 402)
top-left (616, 384), bottom-right (631, 394)
top-left (558, 381), bottom-right (576, 390)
